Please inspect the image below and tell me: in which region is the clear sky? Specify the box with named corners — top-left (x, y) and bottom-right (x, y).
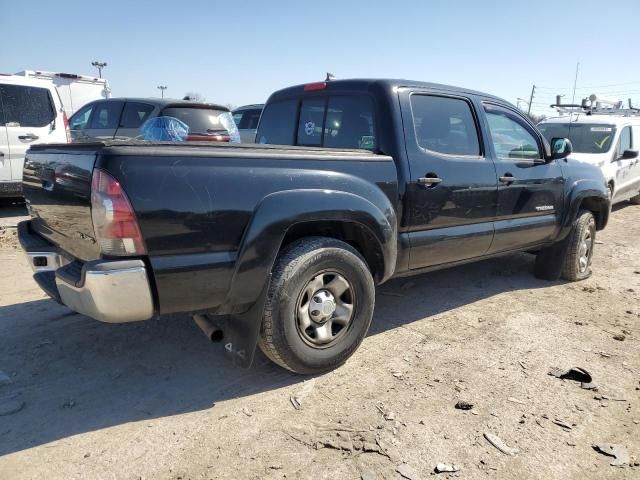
top-left (2, 0), bottom-right (640, 116)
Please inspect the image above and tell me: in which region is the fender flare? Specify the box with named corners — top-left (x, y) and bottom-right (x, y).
top-left (560, 179), bottom-right (609, 238)
top-left (225, 188), bottom-right (397, 310)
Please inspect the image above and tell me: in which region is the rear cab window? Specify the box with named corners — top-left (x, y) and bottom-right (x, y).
top-left (258, 94), bottom-right (377, 150)
top-left (0, 83), bottom-right (56, 127)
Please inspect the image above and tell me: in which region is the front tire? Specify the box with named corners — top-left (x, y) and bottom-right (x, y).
top-left (561, 210), bottom-right (596, 281)
top-left (534, 210), bottom-right (596, 282)
top-left (258, 237), bottom-right (375, 374)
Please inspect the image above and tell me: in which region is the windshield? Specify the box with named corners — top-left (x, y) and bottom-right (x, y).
top-left (538, 123), bottom-right (616, 154)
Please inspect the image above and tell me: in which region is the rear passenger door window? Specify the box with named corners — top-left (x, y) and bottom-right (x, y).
top-left (88, 101), bottom-right (124, 130)
top-left (411, 95), bottom-right (480, 156)
top-left (120, 102), bottom-right (154, 129)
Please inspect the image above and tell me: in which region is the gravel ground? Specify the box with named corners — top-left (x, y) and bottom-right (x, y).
top-left (0, 202), bottom-right (638, 480)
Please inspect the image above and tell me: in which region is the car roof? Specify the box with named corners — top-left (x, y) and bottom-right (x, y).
top-left (233, 104), bottom-right (264, 112)
top-left (539, 114), bottom-right (640, 126)
top-left (86, 97), bottom-right (229, 111)
top-left (267, 78), bottom-right (507, 104)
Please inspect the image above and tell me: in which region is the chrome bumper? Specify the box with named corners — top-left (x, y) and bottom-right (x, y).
top-left (19, 220), bottom-right (154, 323)
top-left (55, 260), bottom-right (154, 323)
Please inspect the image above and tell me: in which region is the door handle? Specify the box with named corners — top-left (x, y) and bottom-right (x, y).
top-left (18, 133), bottom-right (39, 141)
top-left (499, 174), bottom-right (516, 184)
top-left (417, 176), bottom-right (443, 187)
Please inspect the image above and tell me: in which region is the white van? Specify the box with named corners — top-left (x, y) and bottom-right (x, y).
top-left (15, 70), bottom-right (111, 117)
top-left (0, 75), bottom-right (70, 197)
top-left (538, 112), bottom-right (640, 205)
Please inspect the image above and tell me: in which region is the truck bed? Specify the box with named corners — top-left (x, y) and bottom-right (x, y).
top-left (23, 140), bottom-right (398, 314)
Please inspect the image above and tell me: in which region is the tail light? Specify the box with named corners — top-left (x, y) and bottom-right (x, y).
top-left (63, 112), bottom-right (71, 142)
top-left (91, 169), bottom-right (145, 256)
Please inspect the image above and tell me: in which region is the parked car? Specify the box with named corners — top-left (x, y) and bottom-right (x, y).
top-left (19, 79), bottom-right (609, 374)
top-left (232, 104), bottom-right (263, 143)
top-left (15, 70), bottom-right (111, 117)
top-left (68, 98), bottom-right (240, 142)
top-left (0, 74), bottom-right (70, 197)
top-left (538, 113), bottom-right (640, 204)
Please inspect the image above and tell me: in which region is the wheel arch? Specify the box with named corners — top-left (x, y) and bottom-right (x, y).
top-left (281, 220), bottom-right (386, 282)
top-left (223, 189), bottom-right (397, 311)
top-left (561, 179), bottom-right (610, 236)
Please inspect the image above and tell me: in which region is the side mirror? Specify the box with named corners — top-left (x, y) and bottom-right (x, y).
top-left (620, 149), bottom-right (639, 160)
top-left (550, 137), bottom-right (573, 160)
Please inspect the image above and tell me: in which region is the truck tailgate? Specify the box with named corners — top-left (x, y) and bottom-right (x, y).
top-left (23, 147), bottom-right (100, 261)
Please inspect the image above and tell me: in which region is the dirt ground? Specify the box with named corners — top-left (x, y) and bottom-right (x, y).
top-left (0, 199), bottom-right (639, 480)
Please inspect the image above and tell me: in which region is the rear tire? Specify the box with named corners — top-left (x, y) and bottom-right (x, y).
top-left (258, 237), bottom-right (375, 374)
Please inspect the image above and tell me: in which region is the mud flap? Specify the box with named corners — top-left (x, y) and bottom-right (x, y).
top-left (219, 274), bottom-right (272, 368)
top-left (534, 235), bottom-right (570, 281)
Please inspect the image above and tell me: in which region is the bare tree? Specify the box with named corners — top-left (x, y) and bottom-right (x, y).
top-left (183, 92), bottom-right (205, 102)
top-left (526, 112), bottom-right (547, 124)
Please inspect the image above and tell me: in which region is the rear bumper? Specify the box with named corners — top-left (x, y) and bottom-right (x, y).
top-left (18, 220), bottom-right (154, 323)
top-left (0, 181), bottom-right (23, 197)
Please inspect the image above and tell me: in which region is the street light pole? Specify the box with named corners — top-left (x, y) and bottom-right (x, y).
top-left (157, 85), bottom-right (167, 98)
top-left (91, 61), bottom-right (107, 78)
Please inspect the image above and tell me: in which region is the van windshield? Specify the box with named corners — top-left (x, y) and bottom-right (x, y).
top-left (537, 123), bottom-right (616, 154)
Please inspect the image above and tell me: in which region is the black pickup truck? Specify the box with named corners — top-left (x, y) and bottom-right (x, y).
top-left (19, 79), bottom-right (610, 374)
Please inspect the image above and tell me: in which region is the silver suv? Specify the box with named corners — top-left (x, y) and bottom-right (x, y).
top-left (69, 98), bottom-right (239, 142)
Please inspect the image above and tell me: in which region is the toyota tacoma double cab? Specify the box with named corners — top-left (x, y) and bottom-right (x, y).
top-left (19, 79), bottom-right (610, 374)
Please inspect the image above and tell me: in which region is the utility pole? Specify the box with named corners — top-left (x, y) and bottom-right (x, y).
top-left (91, 61), bottom-right (107, 78)
top-left (157, 85), bottom-right (167, 98)
top-left (527, 84), bottom-right (536, 115)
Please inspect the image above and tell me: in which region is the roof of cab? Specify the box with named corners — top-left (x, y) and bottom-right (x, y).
top-left (267, 78), bottom-right (508, 104)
